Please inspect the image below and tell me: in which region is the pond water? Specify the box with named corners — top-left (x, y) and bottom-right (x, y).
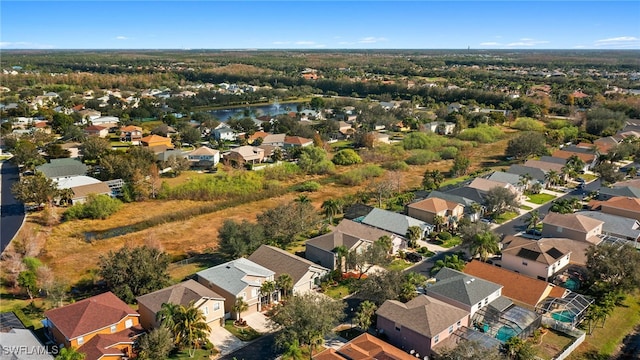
top-left (209, 102), bottom-right (303, 122)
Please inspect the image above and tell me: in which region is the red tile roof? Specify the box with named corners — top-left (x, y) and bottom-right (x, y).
top-left (44, 292), bottom-right (138, 339)
top-left (79, 326), bottom-right (144, 360)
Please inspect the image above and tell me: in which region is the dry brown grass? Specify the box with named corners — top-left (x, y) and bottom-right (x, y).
top-left (10, 139), bottom-right (513, 286)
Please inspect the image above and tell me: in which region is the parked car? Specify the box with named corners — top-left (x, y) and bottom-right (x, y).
top-left (405, 252), bottom-right (423, 263)
top-left (525, 228), bottom-right (542, 236)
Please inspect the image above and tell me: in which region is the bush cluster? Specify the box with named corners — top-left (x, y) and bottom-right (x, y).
top-left (338, 165), bottom-right (384, 185)
top-left (63, 194), bottom-right (122, 220)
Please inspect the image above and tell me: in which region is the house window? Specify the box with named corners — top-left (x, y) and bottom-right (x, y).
top-left (522, 261), bottom-right (528, 266)
top-left (395, 326), bottom-right (400, 331)
top-left (252, 288), bottom-right (258, 298)
top-left (110, 325), bottom-right (117, 333)
top-left (214, 302), bottom-right (220, 311)
top-left (449, 325), bottom-right (454, 334)
top-left (241, 292), bottom-right (246, 300)
top-left (557, 226), bottom-right (563, 233)
top-left (203, 306), bottom-right (209, 315)
top-left (125, 319), bottom-right (133, 329)
top-left (484, 298), bottom-right (489, 306)
top-left (434, 335), bottom-right (440, 343)
top-left (457, 320), bottom-right (461, 328)
top-left (77, 336), bottom-right (84, 345)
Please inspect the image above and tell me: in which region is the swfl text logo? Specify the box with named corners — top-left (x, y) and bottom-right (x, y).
top-left (1, 345), bottom-right (57, 356)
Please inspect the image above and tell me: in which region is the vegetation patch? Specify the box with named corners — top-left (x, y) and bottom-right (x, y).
top-left (520, 204), bottom-right (533, 210)
top-left (405, 150), bottom-right (441, 165)
top-left (159, 171), bottom-right (266, 200)
top-left (338, 165), bottom-right (384, 186)
top-left (387, 259), bottom-right (413, 271)
top-left (224, 319), bottom-right (262, 341)
top-left (512, 117), bottom-right (545, 131)
top-left (493, 211), bottom-right (519, 224)
top-left (457, 125), bottom-right (504, 143)
top-left (533, 329), bottom-right (575, 360)
top-left (527, 193), bottom-right (556, 204)
top-left (433, 236), bottom-right (462, 248)
top-left (293, 181), bottom-right (321, 192)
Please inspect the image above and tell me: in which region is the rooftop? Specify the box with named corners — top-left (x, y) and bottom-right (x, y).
top-left (428, 268), bottom-right (503, 307)
top-left (197, 258), bottom-right (274, 295)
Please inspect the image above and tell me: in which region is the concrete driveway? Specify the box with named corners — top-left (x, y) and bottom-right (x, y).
top-left (209, 325), bottom-right (247, 356)
top-left (244, 312), bottom-right (272, 333)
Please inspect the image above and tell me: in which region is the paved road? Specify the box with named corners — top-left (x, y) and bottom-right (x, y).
top-left (219, 333), bottom-right (281, 360)
top-left (1, 161), bottom-right (24, 254)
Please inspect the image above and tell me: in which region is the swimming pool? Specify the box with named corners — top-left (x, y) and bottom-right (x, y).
top-left (495, 325), bottom-right (518, 342)
top-left (551, 310), bottom-right (575, 323)
top-left (563, 277), bottom-right (580, 291)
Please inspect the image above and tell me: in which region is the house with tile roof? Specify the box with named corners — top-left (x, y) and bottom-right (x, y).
top-left (196, 258), bottom-right (275, 317)
top-left (84, 125), bottom-right (109, 138)
top-left (43, 292), bottom-right (142, 359)
top-left (523, 159), bottom-right (565, 173)
top-left (136, 279), bottom-right (225, 330)
top-left (376, 295), bottom-right (470, 357)
top-left (140, 134), bottom-right (174, 149)
top-left (36, 158), bottom-right (88, 179)
top-left (463, 261), bottom-right (567, 309)
top-left (588, 196), bottom-right (640, 221)
top-left (551, 149), bottom-right (597, 169)
top-left (248, 245), bottom-right (329, 296)
top-left (407, 197), bottom-right (464, 225)
top-left (541, 212), bottom-right (604, 244)
top-left (284, 135), bottom-right (313, 148)
top-left (500, 236), bottom-right (593, 281)
top-left (427, 191), bottom-right (482, 221)
top-left (313, 333), bottom-right (415, 360)
top-left (468, 178), bottom-right (521, 199)
top-left (262, 133), bottom-right (286, 147)
top-left (426, 268), bottom-right (503, 317)
top-left (361, 208), bottom-right (433, 240)
top-left (576, 211), bottom-right (640, 242)
top-left (118, 125), bottom-right (142, 144)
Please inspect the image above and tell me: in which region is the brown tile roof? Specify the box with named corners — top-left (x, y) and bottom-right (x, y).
top-left (551, 150), bottom-right (595, 163)
top-left (468, 177), bottom-right (515, 193)
top-left (136, 279), bottom-right (223, 314)
top-left (140, 134), bottom-right (171, 143)
top-left (613, 179), bottom-right (640, 189)
top-left (590, 196), bottom-right (640, 212)
top-left (119, 125), bottom-right (142, 132)
top-left (188, 146), bottom-right (219, 156)
top-left (501, 237), bottom-right (570, 265)
top-left (284, 136), bottom-right (313, 146)
top-left (313, 333), bottom-right (415, 360)
top-left (407, 198), bottom-right (462, 213)
top-left (463, 261), bottom-right (566, 308)
top-left (376, 295), bottom-right (468, 338)
top-left (541, 212), bottom-right (603, 233)
top-left (44, 292), bottom-right (138, 340)
top-left (502, 236), bottom-right (592, 266)
top-left (248, 245), bottom-right (328, 286)
top-left (334, 219), bottom-right (393, 243)
top-left (79, 325), bottom-right (144, 360)
top-left (247, 131), bottom-right (269, 141)
top-left (72, 182), bottom-right (111, 200)
top-left (84, 125), bottom-right (106, 131)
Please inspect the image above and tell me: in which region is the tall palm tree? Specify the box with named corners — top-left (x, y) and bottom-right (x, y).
top-left (233, 297), bottom-right (249, 322)
top-left (321, 199), bottom-right (343, 224)
top-left (260, 280), bottom-right (277, 306)
top-left (406, 226), bottom-right (422, 248)
top-left (545, 170), bottom-right (560, 189)
top-left (432, 215), bottom-right (445, 233)
top-left (525, 210), bottom-right (541, 230)
top-left (469, 231), bottom-right (500, 262)
top-left (172, 302), bottom-right (211, 358)
top-left (333, 246), bottom-right (349, 273)
top-left (628, 166), bottom-right (637, 178)
top-left (157, 302), bottom-right (180, 329)
top-left (354, 300), bottom-right (377, 331)
top-left (276, 273), bottom-right (294, 300)
top-left (519, 173), bottom-right (533, 193)
top-left (470, 202), bottom-right (483, 221)
top-left (430, 254), bottom-right (466, 275)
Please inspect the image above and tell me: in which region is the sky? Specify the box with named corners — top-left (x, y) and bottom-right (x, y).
top-left (1, 1), bottom-right (639, 50)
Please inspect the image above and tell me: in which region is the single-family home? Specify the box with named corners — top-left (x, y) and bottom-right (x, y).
top-left (306, 231), bottom-right (372, 271)
top-left (463, 261), bottom-right (567, 310)
top-left (284, 136), bottom-right (313, 148)
top-left (467, 178), bottom-right (521, 199)
top-left (576, 211), bottom-right (640, 243)
top-left (313, 333), bottom-right (415, 360)
top-left (613, 178), bottom-right (640, 189)
top-left (376, 295), bottom-right (470, 357)
top-left (43, 292), bottom-right (142, 360)
top-left (248, 245), bottom-right (329, 295)
top-left (136, 279), bottom-right (225, 330)
top-left (196, 258), bottom-right (275, 317)
top-left (36, 158), bottom-right (88, 180)
top-left (92, 116), bottom-right (119, 126)
top-left (588, 196), bottom-right (640, 221)
top-left (223, 146), bottom-right (265, 167)
top-left (447, 103), bottom-right (465, 114)
top-left (593, 137), bottom-right (619, 154)
top-left (598, 186), bottom-right (640, 200)
top-left (551, 149), bottom-right (597, 169)
top-left (212, 124), bottom-right (237, 141)
top-left (426, 268), bottom-right (503, 317)
top-left (187, 146), bottom-right (220, 167)
top-left (406, 197), bottom-right (464, 226)
top-left (140, 134), bottom-right (174, 149)
top-left (361, 208), bottom-right (433, 240)
top-left (261, 133), bottom-right (286, 147)
top-left (427, 191), bottom-right (483, 221)
top-left (84, 125), bottom-right (109, 138)
top-left (541, 212), bottom-right (604, 244)
top-left (507, 164), bottom-right (548, 186)
top-left (444, 187), bottom-right (486, 206)
top-left (69, 182), bottom-right (113, 204)
top-left (487, 171), bottom-right (528, 193)
top-left (119, 125), bottom-right (143, 144)
top-left (156, 149), bottom-right (188, 163)
top-left (500, 236), bottom-right (593, 281)
top-left (523, 160), bottom-right (565, 174)
top-left (335, 219), bottom-right (404, 253)
top-left (78, 109), bottom-right (101, 123)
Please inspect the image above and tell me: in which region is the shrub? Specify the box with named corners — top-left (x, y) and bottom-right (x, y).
top-left (294, 181), bottom-right (321, 192)
top-left (512, 117), bottom-right (544, 131)
top-left (402, 132), bottom-right (447, 150)
top-left (457, 125), bottom-right (503, 143)
top-left (405, 150), bottom-right (441, 165)
top-left (437, 231), bottom-right (452, 240)
top-left (159, 171), bottom-right (265, 201)
top-left (546, 119), bottom-right (571, 129)
top-left (262, 162), bottom-right (300, 180)
top-left (332, 149), bottom-right (362, 165)
top-left (382, 161), bottom-right (409, 171)
top-left (338, 165), bottom-right (384, 185)
top-left (63, 194), bottom-right (122, 220)
top-left (439, 146), bottom-right (459, 160)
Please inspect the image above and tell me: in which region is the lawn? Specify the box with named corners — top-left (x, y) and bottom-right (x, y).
top-left (493, 211), bottom-right (519, 224)
top-left (387, 259), bottom-right (413, 271)
top-left (533, 329), bottom-right (575, 360)
top-left (439, 175), bottom-right (470, 188)
top-left (527, 193), bottom-right (556, 204)
top-left (0, 292), bottom-right (47, 330)
top-left (224, 319), bottom-right (262, 341)
top-left (577, 173), bottom-right (598, 182)
top-left (569, 292), bottom-right (640, 359)
top-left (520, 204), bottom-right (533, 210)
top-left (323, 284), bottom-right (352, 300)
top-left (433, 236), bottom-right (462, 248)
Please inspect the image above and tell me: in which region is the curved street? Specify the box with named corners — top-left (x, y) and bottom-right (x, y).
top-left (1, 161), bottom-right (24, 254)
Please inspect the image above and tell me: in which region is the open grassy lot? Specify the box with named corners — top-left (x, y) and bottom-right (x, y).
top-left (433, 236), bottom-right (462, 248)
top-left (533, 329), bottom-right (575, 360)
top-left (527, 193), bottom-right (556, 204)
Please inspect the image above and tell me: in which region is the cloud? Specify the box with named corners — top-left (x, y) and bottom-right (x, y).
top-left (115, 36), bottom-right (128, 40)
top-left (596, 36), bottom-right (638, 44)
top-left (0, 41), bottom-right (54, 49)
top-left (506, 39), bottom-right (549, 47)
top-left (480, 42), bottom-right (501, 46)
top-left (594, 36), bottom-right (640, 48)
top-left (358, 37), bottom-right (387, 44)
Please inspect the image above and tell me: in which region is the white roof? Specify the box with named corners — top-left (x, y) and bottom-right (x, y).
top-left (54, 175), bottom-right (102, 189)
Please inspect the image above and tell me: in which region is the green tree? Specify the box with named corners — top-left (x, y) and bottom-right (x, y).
top-left (354, 300), bottom-right (377, 331)
top-left (233, 297), bottom-right (249, 321)
top-left (524, 210), bottom-right (540, 230)
top-left (438, 340), bottom-right (503, 360)
top-left (171, 302), bottom-right (212, 357)
top-left (137, 325), bottom-right (174, 360)
top-left (55, 347), bottom-right (86, 360)
top-left (260, 280), bottom-right (277, 305)
top-left (276, 273), bottom-right (294, 300)
top-left (430, 254), bottom-right (466, 275)
top-left (12, 172), bottom-right (59, 205)
top-left (544, 170), bottom-right (561, 189)
top-left (44, 143), bottom-right (71, 159)
top-left (298, 146), bottom-right (335, 174)
top-left (81, 136), bottom-right (111, 162)
top-left (484, 186), bottom-right (518, 217)
top-left (346, 240), bottom-right (391, 278)
top-left (181, 126), bottom-right (202, 146)
top-left (451, 153), bottom-right (471, 177)
top-left (505, 131), bottom-right (547, 159)
top-left (357, 270), bottom-right (425, 305)
top-left (406, 226), bottom-right (422, 248)
top-left (63, 194), bottom-right (122, 220)
top-left (11, 140), bottom-right (45, 169)
top-left (422, 169), bottom-right (444, 190)
top-left (433, 215), bottom-right (445, 233)
top-left (258, 201), bottom-right (321, 247)
top-left (157, 302), bottom-right (181, 330)
top-left (586, 243), bottom-right (640, 295)
top-left (460, 223), bottom-right (500, 262)
top-left (269, 293), bottom-right (345, 349)
top-left (217, 219), bottom-right (266, 259)
top-left (503, 336), bottom-right (536, 360)
top-left (98, 245), bottom-right (171, 303)
top-left (321, 199), bottom-right (343, 224)
top-left (332, 149), bottom-right (362, 165)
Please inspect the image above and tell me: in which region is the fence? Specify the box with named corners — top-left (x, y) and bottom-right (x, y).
top-left (540, 317), bottom-right (586, 360)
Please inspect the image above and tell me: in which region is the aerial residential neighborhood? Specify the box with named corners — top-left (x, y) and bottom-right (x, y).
top-left (1, 3), bottom-right (640, 359)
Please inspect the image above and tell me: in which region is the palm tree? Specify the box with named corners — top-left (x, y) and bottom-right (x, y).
top-left (432, 215), bottom-right (445, 233)
top-left (524, 210), bottom-right (540, 230)
top-left (354, 300), bottom-right (377, 331)
top-left (469, 231), bottom-right (500, 262)
top-left (55, 347), bottom-right (85, 360)
top-left (295, 194), bottom-right (310, 204)
top-left (172, 302), bottom-right (212, 358)
top-left (260, 280), bottom-right (277, 306)
top-left (276, 273), bottom-right (294, 300)
top-left (233, 297), bottom-right (249, 321)
top-left (157, 302), bottom-right (180, 329)
top-left (332, 245), bottom-right (349, 272)
top-left (430, 254), bottom-right (466, 275)
top-left (518, 173), bottom-right (533, 193)
top-left (321, 199), bottom-right (343, 224)
top-left (628, 166), bottom-right (637, 178)
top-left (406, 226), bottom-right (422, 248)
top-left (530, 182), bottom-right (543, 194)
top-left (470, 202), bottom-right (483, 221)
top-left (545, 170), bottom-right (560, 189)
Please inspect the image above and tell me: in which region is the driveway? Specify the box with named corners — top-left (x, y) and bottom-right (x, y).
top-left (209, 326), bottom-right (247, 356)
top-left (244, 312), bottom-right (272, 333)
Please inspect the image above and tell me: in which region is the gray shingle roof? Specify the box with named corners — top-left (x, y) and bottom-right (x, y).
top-left (0, 329), bottom-right (53, 359)
top-left (539, 156), bottom-right (568, 165)
top-left (334, 219), bottom-right (392, 242)
top-left (248, 245), bottom-right (328, 286)
top-left (305, 231), bottom-right (364, 252)
top-left (376, 295), bottom-right (469, 338)
top-left (575, 211), bottom-right (640, 239)
top-left (136, 279), bottom-right (224, 314)
top-left (428, 268), bottom-right (502, 307)
top-left (487, 172), bottom-right (522, 187)
top-left (197, 258), bottom-right (274, 296)
top-left (507, 164), bottom-right (547, 183)
top-left (427, 191), bottom-right (476, 207)
top-left (36, 158), bottom-right (88, 179)
top-left (445, 187), bottom-right (486, 204)
top-left (600, 186), bottom-right (640, 199)
top-left (361, 208), bottom-right (433, 237)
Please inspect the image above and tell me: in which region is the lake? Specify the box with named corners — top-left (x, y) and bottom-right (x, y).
top-left (209, 102), bottom-right (303, 122)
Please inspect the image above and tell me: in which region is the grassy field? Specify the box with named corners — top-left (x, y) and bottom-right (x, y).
top-left (527, 193), bottom-right (557, 204)
top-left (433, 236), bottom-right (462, 248)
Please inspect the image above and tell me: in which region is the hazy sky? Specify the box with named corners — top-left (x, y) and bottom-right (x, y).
top-left (2, 1), bottom-right (639, 50)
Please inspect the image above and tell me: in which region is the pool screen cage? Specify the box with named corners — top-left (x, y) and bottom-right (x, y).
top-left (471, 304), bottom-right (541, 342)
top-left (535, 292), bottom-right (594, 328)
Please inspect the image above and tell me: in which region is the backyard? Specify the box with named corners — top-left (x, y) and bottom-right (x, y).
top-left (533, 329), bottom-right (575, 360)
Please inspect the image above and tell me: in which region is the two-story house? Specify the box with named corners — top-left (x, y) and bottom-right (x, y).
top-left (500, 236), bottom-right (583, 281)
top-left (136, 279), bottom-right (225, 330)
top-left (119, 125), bottom-right (143, 144)
top-left (187, 146), bottom-right (220, 167)
top-left (426, 268), bottom-right (503, 317)
top-left (196, 258), bottom-right (275, 317)
top-left (43, 292), bottom-right (142, 360)
top-left (541, 212), bottom-right (604, 245)
top-left (406, 197), bottom-right (464, 227)
top-left (589, 196), bottom-right (640, 221)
